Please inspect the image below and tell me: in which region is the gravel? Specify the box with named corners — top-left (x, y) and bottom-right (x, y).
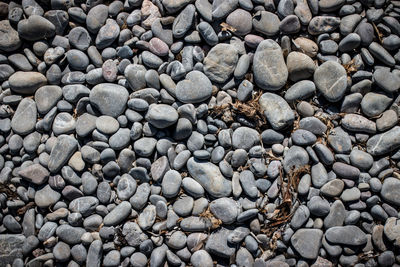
top-left (1, 0), bottom-right (400, 266)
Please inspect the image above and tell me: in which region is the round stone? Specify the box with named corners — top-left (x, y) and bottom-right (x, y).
top-left (96, 116), bottom-right (119, 135)
top-left (145, 104), bottom-right (178, 129)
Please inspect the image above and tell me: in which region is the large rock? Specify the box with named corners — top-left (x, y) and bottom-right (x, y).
top-left (35, 185), bottom-right (61, 208)
top-left (253, 39), bottom-right (288, 91)
top-left (89, 83), bottom-right (129, 118)
top-left (11, 98), bottom-right (37, 135)
top-left (104, 201), bottom-right (132, 226)
top-left (314, 61), bottom-right (347, 102)
top-left (0, 20), bottom-right (21, 52)
top-left (381, 177), bottom-right (400, 206)
top-left (187, 157), bottom-right (232, 198)
top-left (252, 11), bottom-right (280, 36)
top-left (176, 71), bottom-right (212, 103)
top-left (384, 217), bottom-right (400, 246)
top-left (205, 227), bottom-right (235, 258)
top-left (0, 235), bottom-right (25, 266)
top-left (325, 226), bottom-right (367, 246)
top-left (259, 92), bottom-right (295, 130)
top-left (69, 196), bottom-right (99, 217)
top-left (291, 229), bottom-right (323, 260)
top-left (341, 114), bottom-right (376, 134)
top-left (203, 44), bottom-right (239, 83)
top-left (367, 126), bottom-right (400, 156)
top-left (17, 15), bottom-right (56, 41)
top-left (35, 85), bottom-right (62, 114)
top-left (145, 104), bottom-right (178, 128)
top-left (232, 127), bottom-right (260, 151)
top-left (283, 146), bottom-right (309, 173)
top-left (18, 163), bottom-right (49, 185)
top-left (9, 71), bottom-right (47, 94)
top-left (48, 135), bottom-right (78, 173)
top-left (210, 198), bottom-right (238, 224)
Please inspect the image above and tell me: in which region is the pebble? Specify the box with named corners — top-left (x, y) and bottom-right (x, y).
top-left (252, 11), bottom-right (280, 37)
top-left (325, 226), bottom-right (367, 246)
top-left (291, 229), bottom-right (323, 260)
top-left (17, 15), bottom-right (55, 41)
top-left (187, 157), bottom-right (232, 198)
top-left (145, 104), bottom-right (178, 128)
top-left (19, 163), bottom-right (49, 185)
top-left (367, 126), bottom-right (400, 156)
top-left (104, 201), bottom-right (131, 226)
top-left (11, 98), bottom-right (37, 135)
top-left (89, 83), bottom-right (129, 118)
top-left (314, 61), bottom-right (347, 102)
top-left (259, 93), bottom-right (295, 130)
top-left (176, 71), bottom-right (212, 103)
top-left (9, 71), bottom-right (46, 94)
top-left (203, 44), bottom-right (238, 83)
top-left (253, 39), bottom-right (288, 91)
top-left (0, 1), bottom-right (398, 266)
top-left (232, 127), bottom-right (260, 151)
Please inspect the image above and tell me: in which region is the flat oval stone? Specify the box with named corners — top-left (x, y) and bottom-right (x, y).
top-left (138, 205), bottom-right (156, 230)
top-left (145, 104), bottom-right (178, 129)
top-left (86, 4), bottom-right (108, 34)
top-left (96, 116), bottom-right (119, 135)
top-left (341, 114), bottom-right (376, 134)
top-left (161, 170), bottom-right (182, 198)
top-left (253, 39), bottom-right (288, 91)
top-left (369, 42), bottom-right (395, 67)
top-left (259, 93), bottom-right (295, 130)
top-left (89, 83), bottom-right (129, 118)
top-left (314, 61), bottom-right (347, 102)
top-left (69, 196), bottom-right (99, 217)
top-left (361, 92), bottom-right (392, 118)
top-left (68, 26), bottom-right (91, 51)
top-left (332, 162), bottom-right (360, 180)
top-left (308, 16), bottom-right (340, 35)
top-left (18, 15), bottom-right (56, 41)
top-left (96, 19), bottom-right (120, 49)
top-left (104, 201), bottom-right (132, 226)
top-left (176, 71), bottom-right (212, 103)
top-left (187, 157), bottom-right (232, 198)
top-left (76, 113), bottom-right (97, 137)
top-left (9, 71), bottom-right (47, 95)
top-left (325, 226), bottom-right (367, 246)
top-left (11, 98), bottom-right (37, 135)
top-left (19, 163), bottom-right (49, 185)
top-left (149, 38), bottom-right (169, 57)
top-left (172, 4), bottom-right (195, 38)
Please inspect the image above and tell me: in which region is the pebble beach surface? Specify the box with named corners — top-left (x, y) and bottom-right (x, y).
top-left (1, 0), bottom-right (400, 266)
